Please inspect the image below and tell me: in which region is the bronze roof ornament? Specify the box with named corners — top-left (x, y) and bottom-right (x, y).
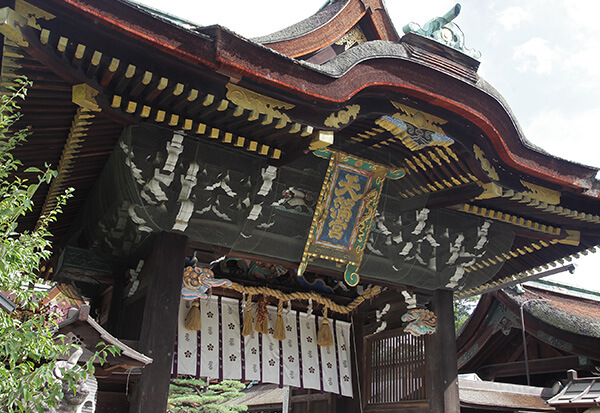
top-left (402, 3), bottom-right (482, 60)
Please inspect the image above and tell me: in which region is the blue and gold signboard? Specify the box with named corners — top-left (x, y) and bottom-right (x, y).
top-left (298, 150), bottom-right (405, 286)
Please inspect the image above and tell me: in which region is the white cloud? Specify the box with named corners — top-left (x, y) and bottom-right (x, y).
top-left (562, 0), bottom-right (600, 32)
top-left (565, 45), bottom-right (600, 79)
top-left (512, 37), bottom-right (559, 75)
top-left (498, 6), bottom-right (530, 31)
top-left (523, 107), bottom-right (600, 168)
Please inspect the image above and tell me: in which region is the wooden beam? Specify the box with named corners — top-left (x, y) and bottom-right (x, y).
top-left (130, 232), bottom-right (187, 413)
top-left (456, 264), bottom-right (574, 299)
top-left (477, 355), bottom-right (592, 379)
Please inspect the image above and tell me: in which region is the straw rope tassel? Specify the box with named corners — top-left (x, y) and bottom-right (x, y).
top-left (317, 306), bottom-right (334, 347)
top-left (255, 295), bottom-right (269, 335)
top-left (184, 299), bottom-right (202, 331)
top-left (241, 294), bottom-right (254, 337)
top-left (273, 299), bottom-right (286, 340)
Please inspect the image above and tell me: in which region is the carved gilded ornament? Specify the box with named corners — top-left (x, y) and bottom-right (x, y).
top-left (520, 180), bottom-right (561, 205)
top-left (182, 266), bottom-right (232, 301)
top-left (72, 84), bottom-right (101, 112)
top-left (299, 150), bottom-right (405, 286)
top-left (392, 102), bottom-right (447, 133)
top-left (225, 83), bottom-right (294, 125)
top-left (334, 25), bottom-right (368, 51)
top-left (0, 8), bottom-right (29, 47)
top-left (376, 102), bottom-right (454, 151)
top-left (309, 131), bottom-right (334, 151)
top-left (401, 308), bottom-right (437, 336)
top-left (557, 229), bottom-right (580, 246)
top-left (473, 145), bottom-right (499, 181)
top-left (324, 104), bottom-right (360, 128)
top-left (475, 182), bottom-right (503, 200)
top-left (15, 0), bottom-right (55, 30)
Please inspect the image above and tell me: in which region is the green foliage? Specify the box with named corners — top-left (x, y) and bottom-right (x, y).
top-left (0, 78), bottom-right (118, 411)
top-left (454, 295), bottom-right (480, 333)
top-left (167, 377), bottom-right (248, 413)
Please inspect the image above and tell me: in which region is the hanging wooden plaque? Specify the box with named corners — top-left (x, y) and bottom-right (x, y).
top-left (298, 150), bottom-right (404, 286)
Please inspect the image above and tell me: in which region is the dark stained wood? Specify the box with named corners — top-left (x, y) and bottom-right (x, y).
top-left (129, 232), bottom-right (187, 413)
top-left (291, 388), bottom-right (336, 413)
top-left (106, 277), bottom-right (124, 335)
top-left (264, 0), bottom-right (366, 58)
top-left (97, 391), bottom-right (130, 412)
top-left (364, 327), bottom-right (427, 409)
top-left (459, 286), bottom-right (600, 388)
top-left (27, 0), bottom-right (600, 194)
top-left (364, 404), bottom-right (428, 413)
top-left (427, 289), bottom-right (459, 413)
top-left (477, 355), bottom-right (592, 379)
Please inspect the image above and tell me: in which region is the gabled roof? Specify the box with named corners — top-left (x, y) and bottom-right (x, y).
top-left (254, 0), bottom-right (399, 59)
top-left (548, 374), bottom-right (600, 409)
top-left (221, 380), bottom-right (555, 412)
top-left (457, 283), bottom-right (600, 384)
top-left (459, 376), bottom-right (554, 411)
top-left (58, 304), bottom-right (152, 374)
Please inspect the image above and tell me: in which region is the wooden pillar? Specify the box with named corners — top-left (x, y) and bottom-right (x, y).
top-left (130, 232), bottom-right (187, 413)
top-left (427, 289), bottom-right (460, 413)
top-left (106, 277), bottom-right (123, 335)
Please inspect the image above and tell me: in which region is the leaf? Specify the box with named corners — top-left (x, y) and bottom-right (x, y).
top-left (0, 78), bottom-right (87, 412)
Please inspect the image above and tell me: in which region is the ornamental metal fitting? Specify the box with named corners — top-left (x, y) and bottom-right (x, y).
top-left (402, 3), bottom-right (481, 60)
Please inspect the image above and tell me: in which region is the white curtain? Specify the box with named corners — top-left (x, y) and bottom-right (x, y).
top-left (172, 297), bottom-right (353, 397)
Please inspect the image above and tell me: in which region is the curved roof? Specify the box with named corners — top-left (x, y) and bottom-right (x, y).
top-left (3, 0), bottom-right (600, 292)
top-left (252, 0), bottom-right (348, 45)
top-left (66, 0), bottom-right (599, 194)
top-left (457, 283), bottom-right (600, 383)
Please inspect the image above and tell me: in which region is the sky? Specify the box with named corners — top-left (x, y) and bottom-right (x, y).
top-left (133, 0), bottom-right (600, 291)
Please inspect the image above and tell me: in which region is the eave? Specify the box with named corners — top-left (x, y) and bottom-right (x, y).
top-left (34, 0), bottom-right (600, 197)
top-left (1, 0), bottom-right (599, 293)
top-left (457, 287), bottom-right (600, 374)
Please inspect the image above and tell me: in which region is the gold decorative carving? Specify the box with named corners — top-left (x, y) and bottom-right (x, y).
top-left (459, 204), bottom-right (560, 236)
top-left (473, 145), bottom-right (499, 181)
top-left (226, 83), bottom-right (294, 125)
top-left (299, 150), bottom-right (404, 286)
top-left (15, 0), bottom-right (55, 30)
top-left (72, 84), bottom-right (101, 112)
top-left (376, 103), bottom-right (453, 151)
top-left (324, 104), bottom-right (360, 128)
top-left (391, 102), bottom-right (447, 135)
top-left (475, 182), bottom-right (503, 200)
top-left (36, 108), bottom-right (93, 230)
top-left (334, 25), bottom-right (367, 51)
top-left (557, 229), bottom-right (580, 246)
top-left (456, 244), bottom-right (599, 299)
top-left (0, 8), bottom-right (29, 47)
top-left (520, 180), bottom-right (561, 205)
top-left (309, 131), bottom-right (334, 151)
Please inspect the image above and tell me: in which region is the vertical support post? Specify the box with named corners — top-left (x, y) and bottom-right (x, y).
top-left (426, 289), bottom-right (460, 413)
top-left (130, 232), bottom-right (187, 413)
top-left (106, 278), bottom-right (123, 335)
